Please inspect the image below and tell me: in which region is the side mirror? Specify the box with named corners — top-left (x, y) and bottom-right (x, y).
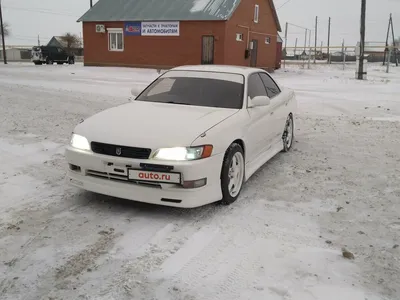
top-left (130, 85), bottom-right (144, 99)
top-left (250, 95), bottom-right (270, 107)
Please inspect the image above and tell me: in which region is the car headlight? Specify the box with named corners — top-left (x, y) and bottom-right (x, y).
top-left (70, 133), bottom-right (91, 151)
top-left (151, 145), bottom-right (213, 161)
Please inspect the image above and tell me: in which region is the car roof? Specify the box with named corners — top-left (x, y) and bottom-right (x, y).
top-left (170, 65), bottom-right (268, 76)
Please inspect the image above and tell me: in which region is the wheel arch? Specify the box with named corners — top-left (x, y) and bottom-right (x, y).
top-left (220, 139), bottom-right (246, 179)
top-left (232, 139), bottom-right (246, 159)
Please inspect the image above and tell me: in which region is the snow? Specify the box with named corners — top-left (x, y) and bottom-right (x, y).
top-left (190, 0), bottom-right (213, 12)
top-left (190, 0), bottom-right (224, 15)
top-left (1, 62), bottom-right (400, 300)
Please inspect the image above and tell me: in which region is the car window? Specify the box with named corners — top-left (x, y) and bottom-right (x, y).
top-left (259, 73), bottom-right (281, 98)
top-left (147, 78), bottom-right (176, 96)
top-left (136, 72), bottom-right (244, 109)
top-left (247, 73), bottom-right (268, 100)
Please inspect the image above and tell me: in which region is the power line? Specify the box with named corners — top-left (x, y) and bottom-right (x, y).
top-left (3, 6), bottom-right (79, 17)
top-left (287, 22), bottom-right (311, 31)
top-left (4, 5), bottom-right (78, 15)
top-left (9, 36), bottom-right (51, 42)
top-left (13, 34), bottom-right (52, 39)
top-left (277, 0), bottom-right (294, 10)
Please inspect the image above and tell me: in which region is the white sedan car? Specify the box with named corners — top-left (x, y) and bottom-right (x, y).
top-left (65, 65), bottom-right (297, 208)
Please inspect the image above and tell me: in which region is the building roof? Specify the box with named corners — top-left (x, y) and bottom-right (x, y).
top-left (77, 0), bottom-right (281, 31)
top-left (267, 0), bottom-right (281, 32)
top-left (48, 36), bottom-right (83, 49)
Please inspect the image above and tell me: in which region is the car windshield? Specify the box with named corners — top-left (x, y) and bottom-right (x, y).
top-left (135, 70), bottom-right (244, 109)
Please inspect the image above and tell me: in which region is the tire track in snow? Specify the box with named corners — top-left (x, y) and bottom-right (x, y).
top-left (107, 205), bottom-right (235, 299)
top-left (51, 216), bottom-right (183, 299)
top-left (60, 206), bottom-right (203, 299)
top-left (148, 203), bottom-right (266, 299)
top-left (152, 227), bottom-right (237, 299)
top-left (209, 238), bottom-right (281, 300)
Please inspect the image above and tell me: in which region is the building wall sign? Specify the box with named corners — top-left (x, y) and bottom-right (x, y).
top-left (124, 21), bottom-right (180, 36)
top-left (124, 22), bottom-right (142, 36)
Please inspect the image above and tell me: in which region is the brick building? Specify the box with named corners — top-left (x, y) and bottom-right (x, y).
top-left (78, 0), bottom-right (281, 70)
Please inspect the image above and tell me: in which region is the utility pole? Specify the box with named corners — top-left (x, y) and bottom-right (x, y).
top-left (342, 39), bottom-right (346, 70)
top-left (386, 44), bottom-right (391, 73)
top-left (383, 14), bottom-right (391, 65)
top-left (38, 35), bottom-right (40, 46)
top-left (357, 0), bottom-right (366, 80)
top-left (303, 29), bottom-right (307, 68)
top-left (390, 14), bottom-right (398, 66)
top-left (283, 22), bottom-right (288, 69)
top-left (0, 0), bottom-right (7, 64)
top-left (308, 29), bottom-right (312, 69)
top-left (294, 38), bottom-right (298, 56)
top-left (327, 17), bottom-right (331, 64)
top-left (314, 16), bottom-right (318, 63)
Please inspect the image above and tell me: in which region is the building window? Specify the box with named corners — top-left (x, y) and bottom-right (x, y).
top-left (108, 29), bottom-right (124, 51)
top-left (265, 37), bottom-right (271, 44)
top-left (254, 4), bottom-right (259, 23)
top-left (236, 33), bottom-right (243, 41)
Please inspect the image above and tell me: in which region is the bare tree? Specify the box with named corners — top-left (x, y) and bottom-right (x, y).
top-left (60, 33), bottom-right (80, 54)
top-left (0, 22), bottom-right (10, 37)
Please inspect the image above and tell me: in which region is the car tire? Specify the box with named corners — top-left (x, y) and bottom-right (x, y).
top-left (220, 143), bottom-right (245, 205)
top-left (282, 114), bottom-right (294, 152)
top-left (68, 57), bottom-right (75, 64)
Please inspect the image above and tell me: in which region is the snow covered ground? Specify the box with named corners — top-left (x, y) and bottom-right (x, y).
top-left (0, 62), bottom-right (399, 300)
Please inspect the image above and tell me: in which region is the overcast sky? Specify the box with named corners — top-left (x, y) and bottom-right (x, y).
top-left (2, 0), bottom-right (399, 48)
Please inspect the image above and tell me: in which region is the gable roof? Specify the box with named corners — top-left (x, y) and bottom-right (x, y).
top-left (77, 0), bottom-right (281, 31)
top-left (47, 36), bottom-right (83, 49)
top-left (77, 0), bottom-right (240, 22)
top-left (267, 0), bottom-right (281, 32)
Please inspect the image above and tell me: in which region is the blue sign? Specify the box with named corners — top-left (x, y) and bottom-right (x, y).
top-left (124, 22), bottom-right (141, 36)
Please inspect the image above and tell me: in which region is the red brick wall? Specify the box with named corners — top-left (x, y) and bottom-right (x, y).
top-left (225, 0), bottom-right (279, 70)
top-left (82, 21), bottom-right (226, 68)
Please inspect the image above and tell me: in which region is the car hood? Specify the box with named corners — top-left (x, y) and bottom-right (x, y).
top-left (74, 101), bottom-right (239, 149)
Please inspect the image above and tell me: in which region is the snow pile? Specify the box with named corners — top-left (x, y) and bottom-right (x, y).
top-left (190, 0), bottom-right (212, 12)
top-left (190, 0), bottom-right (224, 14)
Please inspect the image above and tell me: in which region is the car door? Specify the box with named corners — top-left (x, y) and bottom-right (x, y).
top-left (258, 72), bottom-right (286, 144)
top-left (47, 47), bottom-right (57, 61)
top-left (245, 73), bottom-right (276, 164)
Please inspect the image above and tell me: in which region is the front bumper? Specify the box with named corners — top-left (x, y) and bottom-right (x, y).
top-left (65, 146), bottom-right (224, 208)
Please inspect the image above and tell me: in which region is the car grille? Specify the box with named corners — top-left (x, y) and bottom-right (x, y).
top-left (91, 142), bottom-right (151, 159)
top-left (87, 170), bottom-right (161, 189)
